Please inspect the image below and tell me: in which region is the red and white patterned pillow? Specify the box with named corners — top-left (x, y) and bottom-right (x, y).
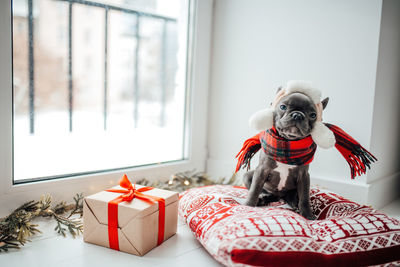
top-left (179, 185), bottom-right (400, 267)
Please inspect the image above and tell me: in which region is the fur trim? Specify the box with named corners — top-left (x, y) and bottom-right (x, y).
top-left (249, 108), bottom-right (274, 131)
top-left (286, 80), bottom-right (321, 104)
top-left (311, 121), bottom-right (336, 149)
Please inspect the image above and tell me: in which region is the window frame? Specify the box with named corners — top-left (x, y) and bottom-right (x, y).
top-left (0, 0), bottom-right (213, 215)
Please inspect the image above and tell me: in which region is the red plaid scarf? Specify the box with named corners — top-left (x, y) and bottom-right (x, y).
top-left (235, 124), bottom-right (377, 179)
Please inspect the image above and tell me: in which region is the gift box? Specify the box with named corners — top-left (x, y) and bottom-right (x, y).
top-left (83, 175), bottom-right (179, 256)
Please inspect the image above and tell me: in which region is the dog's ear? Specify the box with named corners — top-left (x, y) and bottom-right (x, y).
top-left (269, 87), bottom-right (283, 106)
top-left (321, 97), bottom-right (329, 109)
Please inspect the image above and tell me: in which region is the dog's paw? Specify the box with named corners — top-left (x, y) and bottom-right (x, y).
top-left (256, 193), bottom-right (279, 206)
top-left (302, 213), bottom-right (317, 220)
top-left (244, 199), bottom-right (258, 207)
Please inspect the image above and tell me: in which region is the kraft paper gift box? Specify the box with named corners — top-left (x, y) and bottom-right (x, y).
top-left (83, 175), bottom-right (179, 256)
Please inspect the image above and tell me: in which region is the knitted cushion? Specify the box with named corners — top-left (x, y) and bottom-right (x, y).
top-left (179, 185), bottom-right (400, 267)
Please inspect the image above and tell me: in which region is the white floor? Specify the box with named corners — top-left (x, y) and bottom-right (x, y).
top-left (2, 200), bottom-right (400, 267)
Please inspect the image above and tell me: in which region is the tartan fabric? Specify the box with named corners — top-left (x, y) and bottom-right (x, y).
top-left (235, 134), bottom-right (262, 172)
top-left (325, 123), bottom-right (377, 178)
top-left (235, 124), bottom-right (376, 179)
top-left (260, 127), bottom-right (317, 165)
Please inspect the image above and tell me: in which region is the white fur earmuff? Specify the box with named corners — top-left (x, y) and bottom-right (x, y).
top-left (249, 107), bottom-right (274, 131)
top-left (311, 121), bottom-right (336, 148)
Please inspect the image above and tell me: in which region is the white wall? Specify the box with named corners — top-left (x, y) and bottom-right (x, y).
top-left (206, 0), bottom-right (399, 207)
top-left (367, 0), bottom-right (400, 207)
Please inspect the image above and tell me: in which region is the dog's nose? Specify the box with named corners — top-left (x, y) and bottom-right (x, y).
top-left (291, 111), bottom-right (304, 121)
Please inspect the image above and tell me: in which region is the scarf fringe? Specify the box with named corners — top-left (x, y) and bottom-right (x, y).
top-left (235, 133), bottom-right (262, 172)
top-left (325, 123), bottom-right (377, 179)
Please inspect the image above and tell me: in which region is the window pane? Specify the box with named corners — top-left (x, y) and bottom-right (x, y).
top-left (12, 0), bottom-right (190, 182)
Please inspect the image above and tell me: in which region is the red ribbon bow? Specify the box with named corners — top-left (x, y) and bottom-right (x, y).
top-left (106, 174), bottom-right (165, 251)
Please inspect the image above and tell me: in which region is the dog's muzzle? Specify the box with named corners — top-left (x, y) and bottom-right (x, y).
top-left (290, 111), bottom-right (305, 121)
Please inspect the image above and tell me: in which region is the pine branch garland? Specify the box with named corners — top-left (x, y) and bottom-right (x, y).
top-left (0, 193), bottom-right (83, 252)
top-left (136, 170), bottom-right (242, 192)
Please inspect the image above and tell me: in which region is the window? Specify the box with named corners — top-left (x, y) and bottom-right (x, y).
top-left (0, 0), bottom-right (211, 215)
top-left (12, 0), bottom-right (192, 182)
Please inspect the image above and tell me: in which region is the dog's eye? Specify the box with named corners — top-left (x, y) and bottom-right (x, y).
top-left (280, 104), bottom-right (287, 111)
top-left (310, 112), bottom-right (317, 119)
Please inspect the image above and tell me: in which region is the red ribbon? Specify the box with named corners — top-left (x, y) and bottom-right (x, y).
top-left (105, 174), bottom-right (165, 251)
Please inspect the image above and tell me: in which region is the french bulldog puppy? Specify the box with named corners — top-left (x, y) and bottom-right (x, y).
top-left (243, 88), bottom-right (329, 220)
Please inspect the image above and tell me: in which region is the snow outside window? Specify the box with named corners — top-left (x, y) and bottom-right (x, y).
top-left (12, 0), bottom-right (192, 182)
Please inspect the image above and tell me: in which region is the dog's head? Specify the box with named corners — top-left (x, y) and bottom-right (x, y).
top-left (249, 81), bottom-right (335, 147)
top-left (274, 88), bottom-right (329, 140)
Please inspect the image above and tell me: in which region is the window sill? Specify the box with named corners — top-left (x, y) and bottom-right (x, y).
top-left (1, 216), bottom-right (221, 267)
